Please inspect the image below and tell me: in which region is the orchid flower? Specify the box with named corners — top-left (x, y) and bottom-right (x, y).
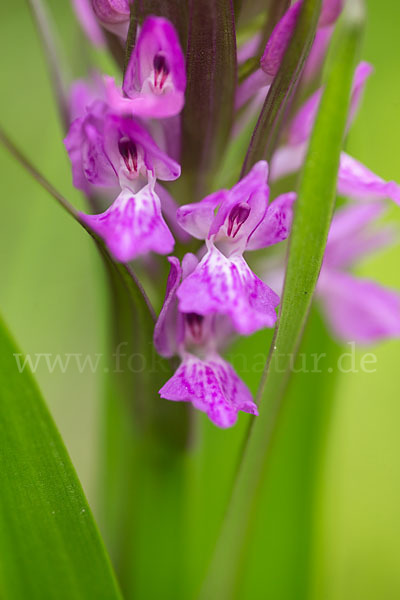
top-left (105, 16), bottom-right (186, 119)
top-left (262, 203), bottom-right (400, 344)
top-left (65, 105), bottom-right (181, 193)
top-left (318, 203), bottom-right (400, 343)
top-left (270, 61), bottom-right (400, 205)
top-left (154, 255), bottom-right (258, 428)
top-left (64, 97), bottom-right (179, 262)
top-left (175, 161), bottom-right (296, 335)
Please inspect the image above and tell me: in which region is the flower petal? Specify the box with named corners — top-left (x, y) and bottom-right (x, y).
top-left (104, 114), bottom-right (181, 186)
top-left (346, 62), bottom-right (374, 129)
top-left (235, 69), bottom-right (271, 111)
top-left (270, 142), bottom-right (307, 181)
top-left (302, 27), bottom-right (333, 84)
top-left (247, 192), bottom-right (296, 250)
top-left (289, 62), bottom-right (373, 145)
top-left (105, 75), bottom-right (185, 119)
top-left (80, 185), bottom-right (175, 262)
top-left (260, 0), bottom-right (343, 79)
top-left (64, 117), bottom-right (92, 192)
top-left (328, 202), bottom-right (385, 246)
top-left (153, 257), bottom-right (184, 358)
top-left (260, 0), bottom-right (303, 77)
top-left (178, 161), bottom-right (270, 249)
top-left (125, 17), bottom-right (186, 95)
top-left (324, 202), bottom-right (398, 270)
top-left (237, 33), bottom-right (262, 64)
top-left (318, 270), bottom-right (400, 344)
top-left (287, 88), bottom-right (323, 146)
top-left (68, 76), bottom-right (105, 122)
top-left (318, 0), bottom-right (344, 27)
top-left (338, 153), bottom-right (400, 205)
top-left (177, 190), bottom-right (228, 240)
top-left (209, 161), bottom-right (270, 251)
top-left (156, 184), bottom-right (192, 243)
top-left (93, 0), bottom-right (130, 23)
top-left (177, 246), bottom-right (280, 335)
top-left (159, 352), bottom-right (258, 428)
top-left (107, 17), bottom-right (186, 119)
top-left (64, 101), bottom-right (117, 191)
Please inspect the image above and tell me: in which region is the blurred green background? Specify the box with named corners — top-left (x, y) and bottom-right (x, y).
top-left (0, 1), bottom-right (399, 599)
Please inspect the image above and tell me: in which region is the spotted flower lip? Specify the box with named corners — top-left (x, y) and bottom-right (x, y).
top-left (154, 256), bottom-right (258, 428)
top-left (64, 108), bottom-right (181, 193)
top-left (105, 17), bottom-right (186, 119)
top-left (159, 352), bottom-right (258, 428)
top-left (80, 184), bottom-right (175, 262)
top-left (177, 246), bottom-right (280, 335)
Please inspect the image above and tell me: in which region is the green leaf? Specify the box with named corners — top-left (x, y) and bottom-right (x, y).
top-left (0, 317), bottom-right (122, 600)
top-left (198, 5), bottom-right (363, 599)
top-left (238, 309), bottom-right (342, 599)
top-left (241, 0), bottom-right (321, 175)
top-left (181, 0), bottom-right (237, 199)
top-left (99, 253), bottom-right (191, 600)
top-left (0, 126), bottom-right (191, 600)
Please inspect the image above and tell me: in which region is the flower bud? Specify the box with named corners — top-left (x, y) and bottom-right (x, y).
top-left (319, 0), bottom-right (344, 27)
top-left (92, 0), bottom-right (130, 24)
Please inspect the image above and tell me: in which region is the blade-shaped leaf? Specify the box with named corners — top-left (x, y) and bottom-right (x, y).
top-left (0, 127), bottom-right (189, 442)
top-left (181, 0), bottom-right (237, 199)
top-left (0, 317), bottom-right (122, 600)
top-left (239, 309), bottom-right (342, 598)
top-left (0, 128), bottom-right (191, 598)
top-left (199, 5), bottom-right (363, 598)
top-left (241, 0), bottom-right (321, 175)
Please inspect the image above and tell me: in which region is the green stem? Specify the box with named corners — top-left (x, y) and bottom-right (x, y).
top-left (198, 6), bottom-right (362, 598)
